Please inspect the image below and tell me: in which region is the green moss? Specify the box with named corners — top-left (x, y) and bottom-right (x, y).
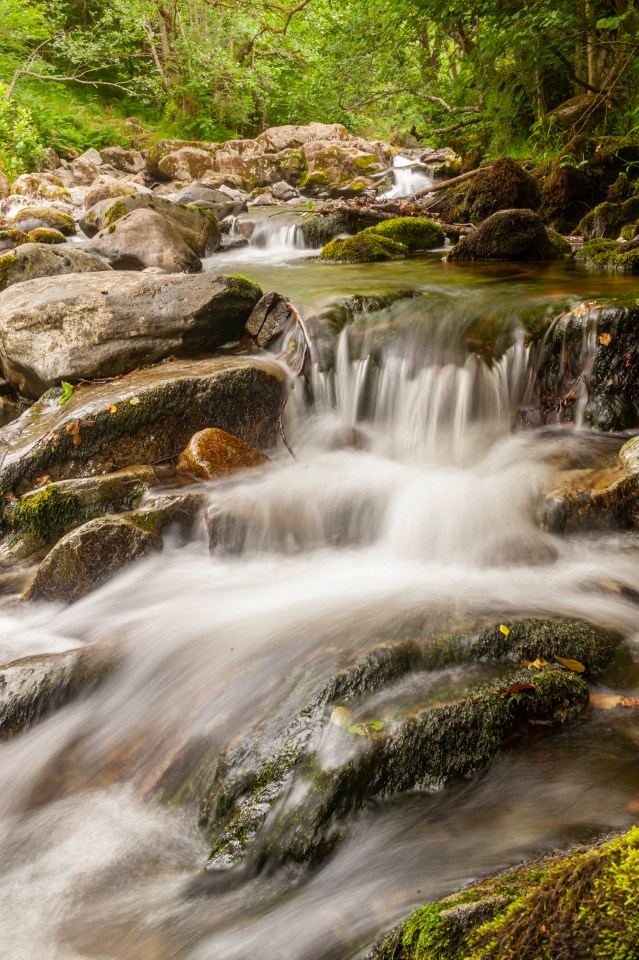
top-left (546, 229), bottom-right (572, 256)
top-left (320, 233), bottom-right (407, 263)
top-left (469, 827), bottom-right (639, 960)
top-left (8, 484), bottom-right (81, 543)
top-left (300, 171), bottom-right (329, 189)
top-left (354, 154), bottom-right (379, 171)
top-left (0, 228), bottom-right (28, 248)
top-left (620, 220), bottom-right (639, 241)
top-left (103, 200), bottom-right (130, 228)
top-left (27, 228), bottom-right (66, 244)
top-left (0, 253), bottom-right (18, 291)
top-left (230, 274), bottom-right (262, 298)
top-left (576, 237), bottom-right (639, 273)
top-left (364, 217), bottom-right (446, 251)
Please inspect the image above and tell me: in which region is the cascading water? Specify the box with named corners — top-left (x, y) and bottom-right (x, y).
top-left (1, 238), bottom-right (639, 960)
top-left (381, 155), bottom-right (434, 199)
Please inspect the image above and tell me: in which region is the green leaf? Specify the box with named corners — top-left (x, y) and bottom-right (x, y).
top-left (596, 16), bottom-right (623, 30)
top-left (347, 719), bottom-right (385, 736)
top-left (59, 381), bottom-right (74, 405)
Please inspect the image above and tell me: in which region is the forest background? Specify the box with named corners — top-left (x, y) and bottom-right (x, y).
top-left (0, 0), bottom-right (638, 175)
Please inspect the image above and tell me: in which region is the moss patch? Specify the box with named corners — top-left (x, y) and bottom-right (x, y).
top-left (365, 217), bottom-right (445, 251)
top-left (26, 228), bottom-right (66, 245)
top-left (11, 208), bottom-right (75, 235)
top-left (0, 253), bottom-right (19, 291)
top-left (576, 237), bottom-right (639, 272)
top-left (321, 233), bottom-right (407, 263)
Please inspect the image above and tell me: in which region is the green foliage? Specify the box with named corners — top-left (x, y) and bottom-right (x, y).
top-left (0, 83), bottom-right (46, 176)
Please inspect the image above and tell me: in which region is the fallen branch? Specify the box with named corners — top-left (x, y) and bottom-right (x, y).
top-left (413, 165), bottom-right (491, 199)
top-left (431, 115), bottom-right (483, 136)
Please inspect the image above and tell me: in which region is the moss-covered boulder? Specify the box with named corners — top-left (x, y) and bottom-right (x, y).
top-left (26, 514), bottom-right (164, 603)
top-left (448, 209), bottom-right (570, 261)
top-left (577, 197), bottom-right (639, 240)
top-left (86, 208), bottom-right (202, 274)
top-left (80, 193), bottom-right (221, 256)
top-left (321, 233), bottom-right (407, 263)
top-left (539, 165), bottom-right (606, 234)
top-left (0, 228), bottom-right (28, 253)
top-left (576, 237), bottom-right (639, 273)
top-left (26, 228), bottom-right (66, 245)
top-left (10, 208), bottom-right (76, 236)
top-left (364, 217), bottom-right (445, 251)
top-left (457, 158), bottom-right (540, 224)
top-left (368, 828), bottom-right (639, 960)
top-left (0, 355), bottom-right (284, 498)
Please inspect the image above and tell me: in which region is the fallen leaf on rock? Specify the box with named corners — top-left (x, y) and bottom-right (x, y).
top-left (107, 405), bottom-right (117, 413)
top-left (500, 624), bottom-right (510, 637)
top-left (330, 706), bottom-right (353, 729)
top-left (59, 381), bottom-right (74, 405)
top-left (525, 658), bottom-right (550, 669)
top-left (34, 475), bottom-right (52, 488)
top-left (129, 397), bottom-right (141, 406)
top-left (500, 683), bottom-right (537, 698)
top-left (598, 332), bottom-right (612, 346)
top-left (554, 656), bottom-right (585, 673)
top-left (628, 799), bottom-right (639, 814)
top-left (65, 421), bottom-right (80, 437)
top-left (348, 719), bottom-right (385, 737)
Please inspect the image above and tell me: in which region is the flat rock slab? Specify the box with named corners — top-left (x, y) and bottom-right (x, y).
top-left (0, 355), bottom-right (286, 497)
top-left (0, 271), bottom-right (263, 396)
top-left (0, 242), bottom-right (111, 292)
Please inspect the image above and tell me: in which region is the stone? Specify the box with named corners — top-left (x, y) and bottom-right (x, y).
top-left (447, 209), bottom-right (570, 261)
top-left (9, 173), bottom-right (72, 204)
top-left (0, 229), bottom-right (29, 253)
top-left (157, 147), bottom-right (216, 181)
top-left (145, 139), bottom-right (204, 179)
top-left (256, 122), bottom-right (351, 152)
top-left (69, 148), bottom-right (103, 185)
top-left (98, 146), bottom-right (145, 174)
top-left (0, 172), bottom-right (9, 199)
top-left (245, 291), bottom-right (293, 348)
top-left (271, 180), bottom-right (298, 201)
top-left (86, 208), bottom-right (202, 273)
top-left (80, 194), bottom-right (221, 256)
top-left (576, 197), bottom-right (639, 240)
top-left (177, 427), bottom-right (268, 480)
top-left (546, 93), bottom-right (607, 131)
top-left (458, 157), bottom-right (541, 223)
top-left (320, 233), bottom-right (407, 262)
top-left (26, 515), bottom-right (163, 603)
top-left (0, 243), bottom-right (111, 292)
top-left (0, 356), bottom-right (285, 496)
top-left (84, 178), bottom-right (137, 210)
top-left (171, 182), bottom-right (246, 219)
top-left (10, 207), bottom-right (76, 236)
top-left (0, 271), bottom-right (263, 396)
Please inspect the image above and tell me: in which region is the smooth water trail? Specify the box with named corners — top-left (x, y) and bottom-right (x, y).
top-left (1, 237), bottom-right (639, 959)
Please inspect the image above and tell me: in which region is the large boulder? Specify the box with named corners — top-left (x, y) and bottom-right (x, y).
top-left (0, 243), bottom-right (111, 292)
top-left (80, 194), bottom-right (221, 256)
top-left (27, 515), bottom-right (163, 603)
top-left (0, 272), bottom-right (263, 396)
top-left (157, 147), bottom-right (217, 181)
top-left (83, 177), bottom-right (137, 210)
top-left (539, 165), bottom-right (607, 234)
top-left (146, 139), bottom-right (206, 179)
top-left (98, 146), bottom-right (145, 174)
top-left (321, 233), bottom-right (407, 262)
top-left (457, 157), bottom-right (541, 223)
top-left (171, 182), bottom-right (247, 219)
top-left (10, 208), bottom-right (76, 236)
top-left (546, 93), bottom-right (607, 132)
top-left (576, 197), bottom-right (639, 239)
top-left (447, 209), bottom-right (571, 261)
top-left (364, 216), bottom-right (445, 251)
top-left (256, 122), bottom-right (352, 152)
top-left (0, 356), bottom-right (285, 496)
top-left (86, 208), bottom-right (202, 273)
top-left (301, 141), bottom-right (386, 196)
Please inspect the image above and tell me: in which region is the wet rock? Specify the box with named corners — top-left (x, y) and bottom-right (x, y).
top-left (0, 271), bottom-right (262, 396)
top-left (576, 237), bottom-right (639, 273)
top-left (219, 234), bottom-right (249, 251)
top-left (0, 243), bottom-right (111, 292)
top-left (447, 209), bottom-right (571, 261)
top-left (271, 181), bottom-right (299, 201)
top-left (98, 146), bottom-right (145, 174)
top-left (539, 165), bottom-right (605, 234)
top-left (321, 233), bottom-right (407, 263)
top-left (0, 644), bottom-right (117, 737)
top-left (177, 428), bottom-right (268, 480)
top-left (364, 216), bottom-right (445, 251)
top-left (0, 356), bottom-right (285, 496)
top-left (0, 396), bottom-right (24, 427)
top-left (3, 466), bottom-right (158, 547)
top-left (171, 182), bottom-right (247, 219)
top-left (26, 514), bottom-right (163, 603)
top-left (10, 207), bottom-right (76, 236)
top-left (86, 208), bottom-right (202, 273)
top-left (80, 194), bottom-right (221, 256)
top-left (245, 291), bottom-right (293, 348)
top-left (577, 197), bottom-right (639, 239)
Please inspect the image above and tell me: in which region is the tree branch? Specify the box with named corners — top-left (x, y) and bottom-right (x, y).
top-left (431, 115), bottom-right (483, 135)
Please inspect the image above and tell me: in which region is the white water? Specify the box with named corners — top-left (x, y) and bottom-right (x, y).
top-left (1, 240), bottom-right (639, 959)
top-left (381, 155), bottom-right (434, 199)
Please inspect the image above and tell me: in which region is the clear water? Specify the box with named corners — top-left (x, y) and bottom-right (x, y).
top-left (2, 217), bottom-right (639, 960)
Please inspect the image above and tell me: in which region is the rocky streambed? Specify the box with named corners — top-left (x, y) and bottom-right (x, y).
top-left (1, 124), bottom-right (639, 958)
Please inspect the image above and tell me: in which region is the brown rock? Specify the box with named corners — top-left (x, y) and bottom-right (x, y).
top-left (84, 178), bottom-right (136, 209)
top-left (86, 208), bottom-right (202, 273)
top-left (177, 428), bottom-right (268, 480)
top-left (0, 171), bottom-right (9, 199)
top-left (27, 515), bottom-right (163, 603)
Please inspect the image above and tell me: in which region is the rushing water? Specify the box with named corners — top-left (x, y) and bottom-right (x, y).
top-left (2, 217), bottom-right (639, 959)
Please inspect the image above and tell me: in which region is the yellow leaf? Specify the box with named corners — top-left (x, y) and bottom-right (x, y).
top-left (620, 697), bottom-right (639, 709)
top-left (526, 658), bottom-right (550, 669)
top-left (330, 706), bottom-right (352, 730)
top-left (598, 332), bottom-right (612, 346)
top-left (107, 404), bottom-right (117, 413)
top-left (554, 655), bottom-right (585, 673)
top-left (499, 624), bottom-right (510, 637)
top-left (129, 397), bottom-right (141, 406)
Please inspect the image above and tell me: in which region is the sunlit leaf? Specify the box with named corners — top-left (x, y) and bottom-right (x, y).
top-left (598, 332), bottom-right (612, 346)
top-left (526, 658), bottom-right (550, 669)
top-left (620, 697), bottom-right (639, 708)
top-left (499, 624), bottom-right (510, 637)
top-left (129, 397), bottom-right (141, 406)
top-left (59, 381), bottom-right (73, 405)
top-left (107, 404), bottom-right (117, 413)
top-left (348, 719), bottom-right (385, 736)
top-left (554, 655), bottom-right (585, 673)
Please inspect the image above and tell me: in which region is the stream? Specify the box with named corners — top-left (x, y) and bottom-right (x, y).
top-left (2, 205), bottom-right (639, 959)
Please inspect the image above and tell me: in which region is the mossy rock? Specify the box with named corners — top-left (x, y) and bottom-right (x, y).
top-left (365, 217), bottom-right (445, 251)
top-left (26, 228), bottom-right (65, 245)
top-left (576, 237), bottom-right (639, 273)
top-left (11, 208), bottom-right (75, 236)
top-left (448, 209), bottom-right (568, 262)
top-left (320, 233), bottom-right (407, 263)
top-left (619, 220), bottom-right (639, 241)
top-left (458, 158), bottom-right (540, 224)
top-left (0, 229), bottom-right (28, 252)
top-left (576, 197), bottom-right (639, 240)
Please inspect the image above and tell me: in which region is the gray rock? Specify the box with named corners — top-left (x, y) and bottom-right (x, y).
top-left (245, 291), bottom-right (293, 348)
top-left (0, 242), bottom-right (112, 292)
top-left (86, 208), bottom-right (202, 273)
top-left (219, 234), bottom-right (249, 251)
top-left (0, 271), bottom-right (263, 396)
top-left (80, 193), bottom-right (221, 255)
top-left (26, 515), bottom-right (163, 603)
top-left (447, 209), bottom-right (569, 261)
top-left (271, 181), bottom-right (299, 201)
top-left (171, 182), bottom-right (247, 219)
top-left (98, 146), bottom-right (145, 174)
top-left (0, 356), bottom-right (286, 496)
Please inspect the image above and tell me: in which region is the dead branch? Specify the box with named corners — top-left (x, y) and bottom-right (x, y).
top-left (412, 165), bottom-right (491, 199)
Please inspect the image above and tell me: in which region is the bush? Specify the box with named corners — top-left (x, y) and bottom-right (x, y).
top-left (0, 84), bottom-right (46, 176)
